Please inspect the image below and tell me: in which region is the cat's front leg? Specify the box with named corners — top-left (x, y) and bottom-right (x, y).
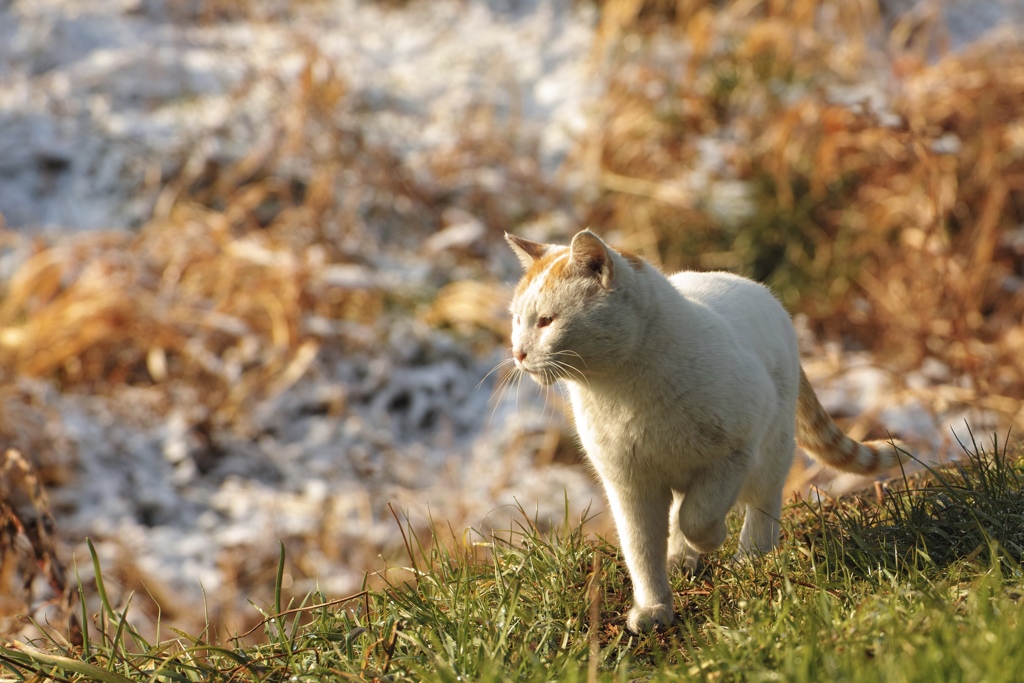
top-left (605, 483), bottom-right (674, 633)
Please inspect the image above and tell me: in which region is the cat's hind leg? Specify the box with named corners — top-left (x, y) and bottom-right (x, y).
top-left (675, 456), bottom-right (749, 559)
top-left (736, 489), bottom-right (783, 559)
top-left (667, 491), bottom-right (701, 574)
top-left (736, 427), bottom-right (792, 557)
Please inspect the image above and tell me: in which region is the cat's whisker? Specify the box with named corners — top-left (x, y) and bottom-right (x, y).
top-left (503, 366), bottom-right (522, 405)
top-left (540, 372), bottom-right (551, 420)
top-left (554, 349), bottom-right (590, 372)
top-left (549, 359), bottom-right (589, 389)
top-left (547, 360), bottom-right (571, 380)
top-left (483, 369), bottom-right (516, 408)
top-left (478, 356), bottom-right (515, 390)
top-left (548, 351), bottom-right (590, 388)
top-left (486, 364), bottom-right (521, 426)
top-left (533, 365), bottom-right (561, 423)
top-left (488, 359), bottom-right (517, 399)
top-left (515, 364), bottom-right (525, 414)
top-left (546, 371), bottom-right (561, 422)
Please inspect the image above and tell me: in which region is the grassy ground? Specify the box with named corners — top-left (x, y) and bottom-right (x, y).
top-left (2, 434), bottom-right (1021, 682)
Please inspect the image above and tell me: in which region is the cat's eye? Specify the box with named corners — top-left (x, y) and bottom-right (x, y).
top-left (537, 315), bottom-right (554, 328)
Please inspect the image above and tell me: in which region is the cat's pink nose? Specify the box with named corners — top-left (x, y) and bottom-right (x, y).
top-left (513, 349), bottom-right (527, 363)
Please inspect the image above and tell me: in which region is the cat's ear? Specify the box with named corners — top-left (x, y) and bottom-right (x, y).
top-left (570, 229), bottom-right (613, 288)
top-left (505, 233), bottom-right (550, 269)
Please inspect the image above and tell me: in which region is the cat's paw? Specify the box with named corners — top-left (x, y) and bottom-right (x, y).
top-left (731, 546), bottom-right (769, 564)
top-left (668, 549), bottom-right (704, 577)
top-left (626, 603), bottom-right (675, 633)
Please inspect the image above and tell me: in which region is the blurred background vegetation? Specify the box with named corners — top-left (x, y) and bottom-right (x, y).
top-left (3, 0), bottom-right (1021, 418)
top-left (1, 0), bottom-right (1023, 640)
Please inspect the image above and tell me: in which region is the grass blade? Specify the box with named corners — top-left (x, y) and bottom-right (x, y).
top-left (10, 642), bottom-right (134, 683)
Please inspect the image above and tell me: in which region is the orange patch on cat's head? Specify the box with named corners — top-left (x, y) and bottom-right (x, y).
top-left (514, 243), bottom-right (645, 300)
top-left (514, 249), bottom-right (571, 297)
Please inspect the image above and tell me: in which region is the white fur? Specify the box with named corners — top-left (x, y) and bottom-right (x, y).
top-left (507, 229), bottom-right (802, 633)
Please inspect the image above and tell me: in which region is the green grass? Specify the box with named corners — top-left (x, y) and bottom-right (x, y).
top-left (2, 433), bottom-right (1023, 682)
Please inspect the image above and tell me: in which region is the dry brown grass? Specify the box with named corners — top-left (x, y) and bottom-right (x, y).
top-left (582, 0), bottom-right (1024, 430)
top-left (0, 448), bottom-right (78, 641)
top-left (0, 36), bottom-right (561, 638)
top-left (1, 49), bottom-right (368, 428)
top-left (0, 217), bottom-right (358, 431)
top-left (0, 40), bottom-right (550, 428)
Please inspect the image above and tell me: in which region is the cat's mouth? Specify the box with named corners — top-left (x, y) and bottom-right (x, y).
top-left (520, 358), bottom-right (552, 385)
top-left (518, 363), bottom-right (558, 386)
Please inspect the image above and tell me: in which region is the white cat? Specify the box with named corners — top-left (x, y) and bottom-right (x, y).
top-left (505, 229), bottom-right (906, 633)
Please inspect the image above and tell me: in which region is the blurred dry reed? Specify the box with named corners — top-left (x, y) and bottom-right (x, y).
top-left (582, 0), bottom-right (1024, 430)
top-left (0, 448), bottom-right (78, 641)
top-left (0, 39), bottom-right (551, 430)
top-left (0, 33), bottom-right (561, 637)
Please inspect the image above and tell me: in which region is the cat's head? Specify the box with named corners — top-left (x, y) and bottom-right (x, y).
top-left (504, 229), bottom-right (646, 386)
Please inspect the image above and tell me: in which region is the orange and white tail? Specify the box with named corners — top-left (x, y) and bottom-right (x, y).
top-left (796, 368), bottom-right (907, 474)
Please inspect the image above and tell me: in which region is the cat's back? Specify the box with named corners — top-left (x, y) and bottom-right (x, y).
top-left (668, 270), bottom-right (779, 317)
top-left (667, 270), bottom-right (798, 375)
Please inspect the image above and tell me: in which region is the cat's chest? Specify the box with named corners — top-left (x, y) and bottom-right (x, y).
top-left (567, 381), bottom-right (733, 474)
top-left (574, 394), bottom-right (641, 446)
top-left (570, 387), bottom-right (673, 460)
